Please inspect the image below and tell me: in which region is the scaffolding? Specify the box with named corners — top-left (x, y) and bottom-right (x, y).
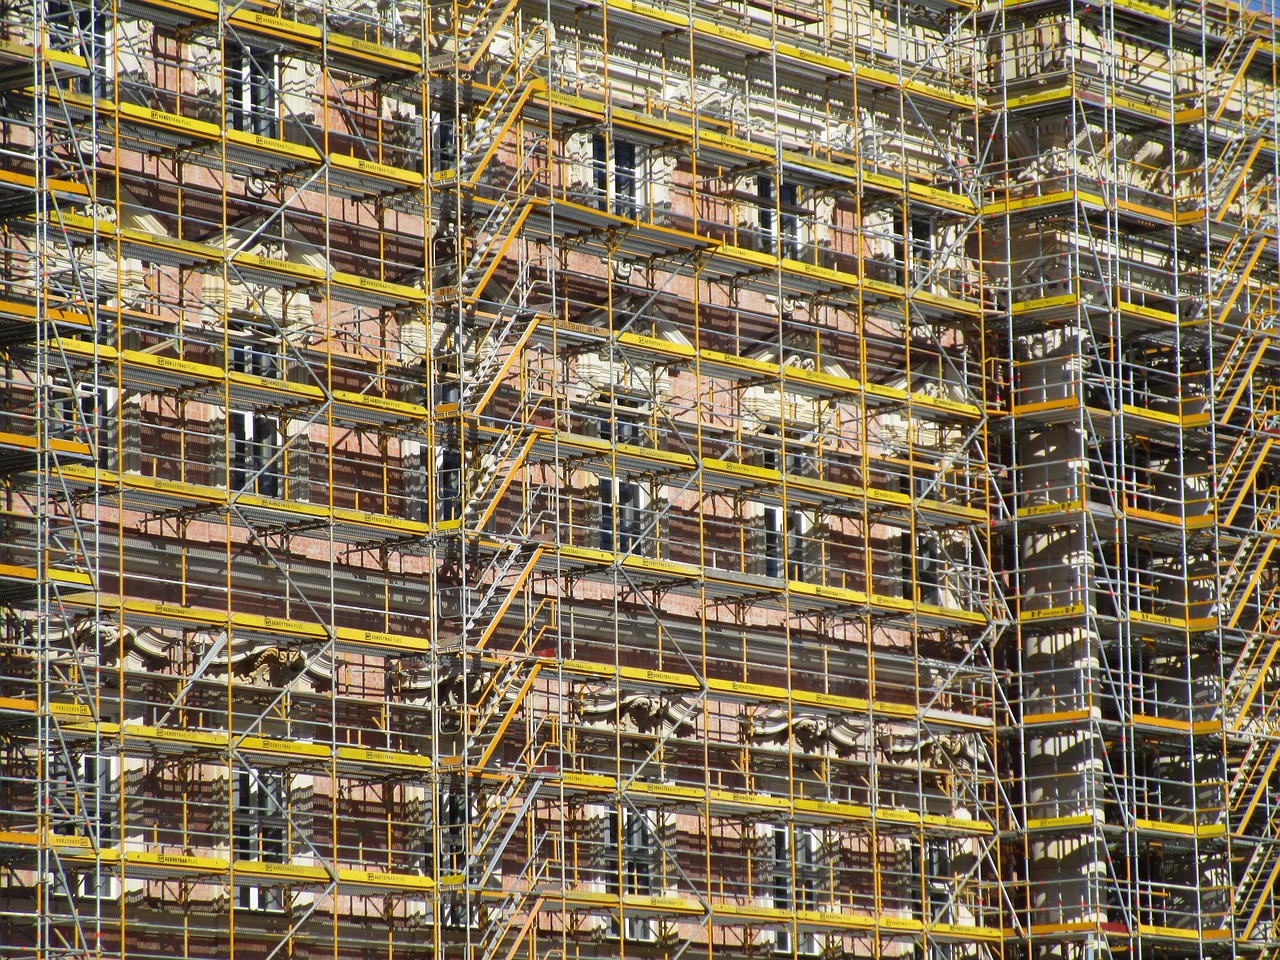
top-left (987, 0), bottom-right (1280, 956)
top-left (0, 0), bottom-right (1275, 959)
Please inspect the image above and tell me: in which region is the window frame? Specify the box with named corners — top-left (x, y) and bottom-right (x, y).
top-left (234, 768), bottom-right (290, 912)
top-left (592, 134), bottom-right (642, 218)
top-left (226, 42), bottom-right (278, 137)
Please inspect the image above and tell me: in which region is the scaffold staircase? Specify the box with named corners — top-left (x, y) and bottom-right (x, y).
top-left (460, 195), bottom-right (537, 304)
top-left (1235, 824), bottom-right (1280, 944)
top-left (1218, 433), bottom-right (1276, 528)
top-left (1206, 13), bottom-right (1268, 126)
top-left (457, 35), bottom-right (547, 185)
top-left (1202, 0), bottom-right (1275, 216)
top-left (1221, 662), bottom-right (1280, 946)
top-left (448, 0), bottom-right (521, 73)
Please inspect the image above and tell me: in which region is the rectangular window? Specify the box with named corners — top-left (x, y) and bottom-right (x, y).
top-left (593, 134), bottom-right (608, 211)
top-left (47, 1), bottom-right (111, 96)
top-left (780, 182), bottom-right (800, 259)
top-left (773, 824), bottom-right (820, 956)
top-left (618, 483), bottom-right (643, 554)
top-left (600, 397), bottom-right (646, 446)
top-left (52, 383), bottom-right (112, 469)
top-left (764, 508), bottom-right (807, 582)
top-left (758, 177), bottom-right (802, 259)
top-left (910, 216), bottom-right (932, 286)
top-left (613, 140), bottom-right (638, 217)
top-left (437, 447), bottom-right (461, 521)
top-left (229, 343), bottom-right (281, 497)
top-left (227, 44), bottom-right (277, 136)
top-left (600, 479), bottom-right (644, 555)
top-left (431, 111), bottom-right (456, 172)
top-left (787, 510), bottom-right (807, 582)
top-left (891, 212), bottom-right (933, 287)
top-left (230, 411), bottom-right (279, 497)
top-left (424, 786), bottom-right (472, 927)
top-left (758, 175), bottom-right (774, 253)
top-left (915, 532), bottom-right (940, 605)
top-left (914, 838), bottom-right (952, 923)
top-left (599, 477), bottom-right (613, 552)
top-left (764, 507), bottom-right (782, 579)
top-left (436, 788), bottom-right (469, 875)
top-left (607, 808), bottom-right (655, 942)
top-left (51, 752), bottom-right (120, 898)
top-left (235, 769), bottom-right (288, 911)
top-left (592, 134), bottom-right (641, 217)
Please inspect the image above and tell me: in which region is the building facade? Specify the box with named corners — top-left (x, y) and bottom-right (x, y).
top-left (0, 1), bottom-right (1275, 960)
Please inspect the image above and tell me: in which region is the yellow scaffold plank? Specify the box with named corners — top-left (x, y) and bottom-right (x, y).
top-left (324, 34), bottom-right (421, 78)
top-left (1134, 819), bottom-right (1226, 838)
top-left (0, 37), bottom-right (88, 74)
top-left (0, 297), bottom-right (93, 331)
top-left (1141, 923), bottom-right (1229, 941)
top-left (540, 90), bottom-right (975, 207)
top-left (225, 9), bottom-right (321, 48)
top-left (337, 867), bottom-right (434, 893)
top-left (115, 0), bottom-right (218, 27)
top-left (1131, 713), bottom-right (1222, 735)
top-left (595, 1), bottom-right (979, 112)
top-left (326, 153), bottom-right (424, 199)
top-left (47, 464), bottom-right (428, 545)
top-left (1025, 814), bottom-right (1100, 832)
top-left (0, 561), bottom-right (91, 587)
top-left (0, 696), bottom-right (36, 715)
top-left (122, 850), bottom-right (227, 879)
top-left (532, 896), bottom-right (1003, 941)
top-left (0, 167), bottom-right (88, 201)
top-left (555, 655), bottom-right (989, 730)
top-left (67, 592), bottom-right (432, 658)
top-left (233, 860), bottom-right (330, 885)
top-left (16, 714), bottom-right (436, 778)
top-left (0, 429), bottom-right (91, 460)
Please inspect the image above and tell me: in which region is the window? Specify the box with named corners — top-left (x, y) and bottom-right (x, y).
top-left (231, 412), bottom-right (280, 497)
top-left (600, 478), bottom-right (645, 555)
top-left (600, 397), bottom-right (646, 446)
top-left (764, 507), bottom-right (783, 579)
top-left (229, 343), bottom-right (281, 498)
top-left (897, 530), bottom-right (941, 605)
top-left (593, 134), bottom-right (640, 217)
top-left (893, 212), bottom-right (933, 287)
top-left (235, 769), bottom-right (288, 911)
top-left (772, 824), bottom-right (820, 956)
top-left (433, 787), bottom-right (469, 876)
top-left (427, 383), bottom-right (462, 522)
top-left (1087, 452), bottom-right (1112, 505)
top-left (1125, 544), bottom-right (1158, 615)
top-left (430, 110), bottom-right (456, 172)
top-left (401, 439), bottom-right (428, 523)
top-left (913, 838), bottom-right (952, 924)
top-left (915, 532), bottom-right (941, 605)
top-left (758, 176), bottom-right (801, 259)
top-left (425, 787), bottom-right (472, 928)
top-left (226, 44), bottom-right (277, 136)
top-left (910, 217), bottom-right (932, 285)
top-left (607, 808), bottom-right (655, 942)
top-left (46, 1), bottom-right (110, 96)
top-left (1125, 442), bottom-right (1153, 514)
top-left (53, 382), bottom-right (111, 469)
top-left (52, 752), bottom-right (120, 899)
top-left (759, 429), bottom-right (809, 477)
top-left (437, 447), bottom-right (461, 521)
top-left (1082, 353), bottom-right (1116, 412)
top-left (764, 508), bottom-right (808, 582)
top-left (613, 141), bottom-right (638, 217)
